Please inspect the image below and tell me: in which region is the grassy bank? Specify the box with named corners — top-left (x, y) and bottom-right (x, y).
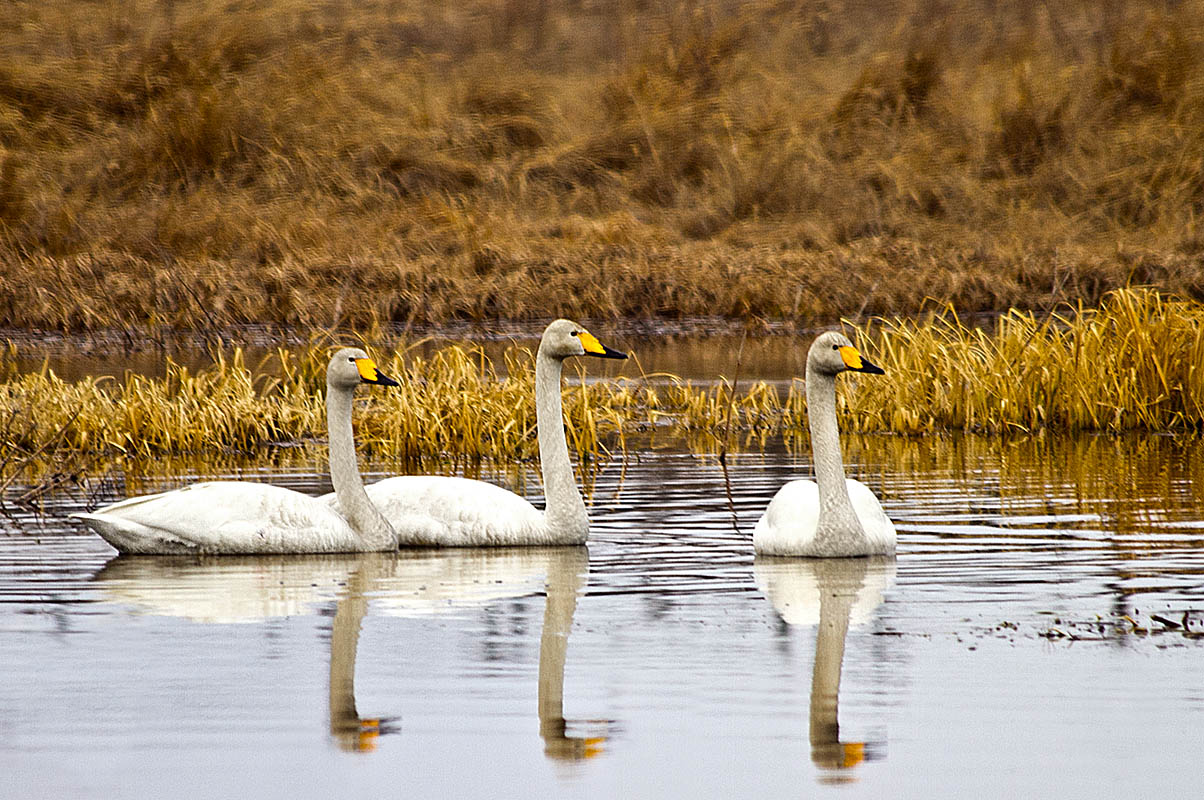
top-left (2, 1), bottom-right (1204, 332)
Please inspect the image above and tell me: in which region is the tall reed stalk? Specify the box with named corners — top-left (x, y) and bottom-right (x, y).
top-left (4, 290), bottom-right (1204, 477)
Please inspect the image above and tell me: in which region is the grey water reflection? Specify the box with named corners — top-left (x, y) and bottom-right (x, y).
top-left (90, 547), bottom-right (598, 759)
top-left (4, 433), bottom-right (1204, 798)
top-left (754, 557), bottom-right (895, 782)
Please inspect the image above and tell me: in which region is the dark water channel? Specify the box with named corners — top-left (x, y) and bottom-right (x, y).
top-left (2, 432), bottom-right (1203, 798)
top-left (7, 330), bottom-right (804, 384)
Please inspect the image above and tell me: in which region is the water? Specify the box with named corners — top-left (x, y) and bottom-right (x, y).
top-left (6, 329), bottom-right (807, 383)
top-left (2, 433), bottom-right (1203, 798)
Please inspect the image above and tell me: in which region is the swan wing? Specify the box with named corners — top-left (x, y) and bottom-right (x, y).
top-left (753, 479), bottom-right (820, 556)
top-left (327, 476), bottom-right (548, 547)
top-left (73, 481), bottom-right (361, 555)
top-left (753, 479), bottom-right (895, 557)
top-left (847, 479), bottom-right (898, 555)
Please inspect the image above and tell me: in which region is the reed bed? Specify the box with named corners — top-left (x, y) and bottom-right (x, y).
top-left (0, 341), bottom-right (655, 465)
top-left (4, 289), bottom-right (1204, 486)
top-left (848, 287), bottom-right (1204, 435)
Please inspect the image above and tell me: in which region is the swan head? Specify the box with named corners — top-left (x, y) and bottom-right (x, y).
top-left (539, 319), bottom-right (628, 361)
top-left (327, 347), bottom-right (400, 389)
top-left (808, 332), bottom-right (884, 377)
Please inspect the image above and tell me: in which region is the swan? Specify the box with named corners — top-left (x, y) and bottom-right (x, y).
top-left (755, 556), bottom-right (895, 772)
top-left (71, 348), bottom-right (400, 555)
top-left (328, 319), bottom-right (627, 546)
top-left (754, 332), bottom-right (896, 557)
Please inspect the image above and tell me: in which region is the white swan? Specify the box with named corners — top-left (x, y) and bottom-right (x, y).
top-left (329, 319), bottom-right (627, 547)
top-left (71, 348), bottom-right (400, 555)
top-left (755, 556), bottom-right (895, 772)
top-left (754, 332), bottom-right (896, 557)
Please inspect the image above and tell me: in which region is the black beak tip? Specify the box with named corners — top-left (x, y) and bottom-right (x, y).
top-left (590, 344), bottom-right (628, 360)
top-left (860, 362), bottom-right (885, 375)
top-left (373, 373), bottom-right (400, 387)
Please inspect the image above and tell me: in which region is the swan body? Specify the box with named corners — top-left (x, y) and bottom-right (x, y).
top-left (753, 332), bottom-right (897, 558)
top-left (352, 475), bottom-right (549, 547)
top-left (72, 481), bottom-right (384, 555)
top-left (754, 478), bottom-right (895, 558)
top-left (72, 348), bottom-right (400, 555)
top-left (329, 319), bottom-right (627, 547)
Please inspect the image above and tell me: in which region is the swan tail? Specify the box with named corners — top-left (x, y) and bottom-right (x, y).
top-left (70, 512), bottom-right (199, 555)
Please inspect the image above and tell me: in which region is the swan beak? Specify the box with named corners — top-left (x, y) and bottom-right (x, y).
top-left (578, 331), bottom-right (628, 360)
top-left (356, 358), bottom-right (400, 386)
top-left (838, 346), bottom-right (884, 375)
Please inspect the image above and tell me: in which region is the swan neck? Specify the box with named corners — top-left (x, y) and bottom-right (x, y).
top-left (327, 382), bottom-right (394, 551)
top-left (807, 367), bottom-right (852, 508)
top-left (535, 350), bottom-right (588, 540)
top-left (806, 366), bottom-right (863, 549)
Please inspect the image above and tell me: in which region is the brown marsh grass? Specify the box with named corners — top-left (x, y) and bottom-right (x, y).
top-left (2, 1), bottom-right (1204, 333)
top-left (5, 288), bottom-right (1204, 493)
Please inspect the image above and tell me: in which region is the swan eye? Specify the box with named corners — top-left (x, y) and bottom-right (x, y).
top-left (831, 345), bottom-right (839, 350)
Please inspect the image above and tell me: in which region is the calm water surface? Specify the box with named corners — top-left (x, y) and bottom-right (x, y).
top-left (2, 435), bottom-right (1203, 798)
top-left (9, 331), bottom-right (806, 384)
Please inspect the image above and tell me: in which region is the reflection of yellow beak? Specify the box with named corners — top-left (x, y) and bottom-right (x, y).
top-left (842, 741), bottom-right (866, 768)
top-left (584, 736), bottom-right (607, 759)
top-left (358, 718), bottom-right (381, 752)
top-left (838, 346), bottom-right (864, 370)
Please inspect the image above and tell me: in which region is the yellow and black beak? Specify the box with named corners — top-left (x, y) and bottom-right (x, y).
top-left (355, 358), bottom-right (400, 387)
top-left (838, 345), bottom-right (885, 375)
top-left (576, 330), bottom-right (628, 360)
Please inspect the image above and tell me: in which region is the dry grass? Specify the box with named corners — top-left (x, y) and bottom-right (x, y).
top-left (1, 1), bottom-right (1204, 333)
top-left (6, 289), bottom-right (1204, 494)
top-left (0, 340), bottom-right (652, 473)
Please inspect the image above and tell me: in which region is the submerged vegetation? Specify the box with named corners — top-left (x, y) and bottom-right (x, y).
top-left (2, 1), bottom-right (1204, 332)
top-left (4, 289), bottom-right (1204, 496)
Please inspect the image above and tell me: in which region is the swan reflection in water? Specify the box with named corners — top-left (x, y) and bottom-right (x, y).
top-left (93, 546), bottom-right (604, 758)
top-left (754, 556), bottom-right (895, 781)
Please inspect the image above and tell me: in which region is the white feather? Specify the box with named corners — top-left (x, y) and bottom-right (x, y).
top-left (328, 475), bottom-right (549, 547)
top-left (754, 478), bottom-right (896, 557)
top-left (73, 481), bottom-right (372, 555)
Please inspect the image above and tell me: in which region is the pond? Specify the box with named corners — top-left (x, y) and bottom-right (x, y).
top-left (2, 433), bottom-right (1202, 798)
top-left (6, 327), bottom-right (807, 384)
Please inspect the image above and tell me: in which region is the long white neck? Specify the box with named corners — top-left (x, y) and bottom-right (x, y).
top-left (327, 384), bottom-right (395, 551)
top-left (534, 348), bottom-right (589, 541)
top-left (806, 364), bottom-right (865, 554)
